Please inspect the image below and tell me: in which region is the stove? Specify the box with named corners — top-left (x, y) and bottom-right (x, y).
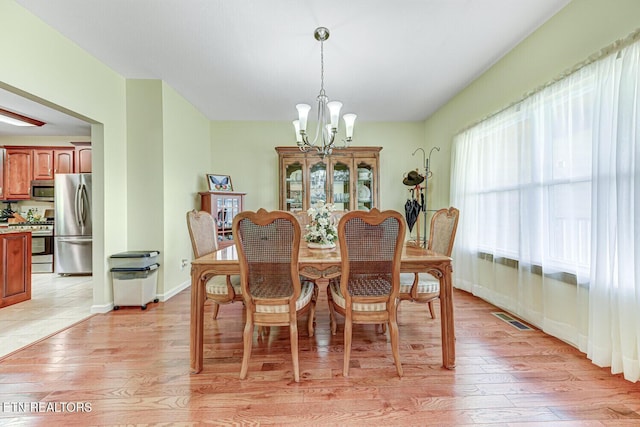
top-left (8, 221), bottom-right (54, 236)
top-left (8, 221), bottom-right (54, 273)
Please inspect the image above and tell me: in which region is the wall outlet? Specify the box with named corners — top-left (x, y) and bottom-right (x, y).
top-left (181, 259), bottom-right (189, 270)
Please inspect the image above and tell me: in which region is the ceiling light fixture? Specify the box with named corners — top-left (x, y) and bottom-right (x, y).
top-left (293, 27), bottom-right (356, 157)
top-left (0, 107), bottom-right (46, 127)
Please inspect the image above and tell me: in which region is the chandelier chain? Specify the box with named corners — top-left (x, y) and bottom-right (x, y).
top-left (320, 39), bottom-right (325, 96)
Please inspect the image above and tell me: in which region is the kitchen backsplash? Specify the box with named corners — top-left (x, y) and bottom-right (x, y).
top-left (2, 201), bottom-right (54, 221)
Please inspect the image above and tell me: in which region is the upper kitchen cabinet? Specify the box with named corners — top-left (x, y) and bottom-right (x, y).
top-left (55, 149), bottom-right (75, 174)
top-left (32, 148), bottom-right (75, 180)
top-left (4, 147), bottom-right (32, 200)
top-left (276, 146), bottom-right (381, 212)
top-left (73, 143), bottom-right (92, 173)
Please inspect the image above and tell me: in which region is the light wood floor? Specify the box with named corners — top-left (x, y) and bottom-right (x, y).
top-left (1, 287), bottom-right (639, 426)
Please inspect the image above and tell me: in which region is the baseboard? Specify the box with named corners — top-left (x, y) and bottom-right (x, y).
top-left (157, 279), bottom-right (190, 302)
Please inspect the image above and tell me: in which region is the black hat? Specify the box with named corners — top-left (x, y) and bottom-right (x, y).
top-left (403, 170), bottom-right (424, 186)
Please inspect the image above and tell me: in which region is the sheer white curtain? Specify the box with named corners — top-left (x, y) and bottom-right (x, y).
top-left (452, 39), bottom-right (640, 381)
top-left (452, 66), bottom-right (593, 343)
top-left (584, 42), bottom-right (640, 381)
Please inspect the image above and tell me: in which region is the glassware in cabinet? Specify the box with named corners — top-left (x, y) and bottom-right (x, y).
top-left (199, 191), bottom-right (246, 248)
top-left (276, 146), bottom-right (381, 213)
top-left (309, 161), bottom-right (327, 206)
top-left (285, 161), bottom-right (304, 212)
top-left (356, 161), bottom-right (375, 211)
top-left (331, 159), bottom-right (351, 211)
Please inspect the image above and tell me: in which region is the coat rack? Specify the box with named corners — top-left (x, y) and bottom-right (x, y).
top-left (409, 146), bottom-right (439, 248)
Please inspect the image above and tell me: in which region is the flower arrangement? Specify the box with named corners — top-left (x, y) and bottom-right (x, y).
top-left (304, 202), bottom-right (338, 246)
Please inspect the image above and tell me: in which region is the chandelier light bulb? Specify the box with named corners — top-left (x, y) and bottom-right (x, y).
top-left (296, 104), bottom-right (311, 133)
top-left (327, 101), bottom-right (342, 129)
top-left (343, 113), bottom-right (357, 140)
top-left (293, 120), bottom-right (302, 143)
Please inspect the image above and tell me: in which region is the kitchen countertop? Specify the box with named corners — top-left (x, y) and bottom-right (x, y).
top-left (0, 228), bottom-right (31, 234)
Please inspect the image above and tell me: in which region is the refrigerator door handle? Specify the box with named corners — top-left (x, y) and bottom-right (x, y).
top-left (74, 183), bottom-right (82, 227)
top-left (79, 183), bottom-right (88, 227)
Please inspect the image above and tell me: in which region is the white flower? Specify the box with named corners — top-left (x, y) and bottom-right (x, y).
top-left (304, 202), bottom-right (338, 244)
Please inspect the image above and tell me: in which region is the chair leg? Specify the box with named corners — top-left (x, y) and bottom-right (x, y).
top-left (239, 317), bottom-right (254, 379)
top-left (211, 302), bottom-right (220, 319)
top-left (428, 300), bottom-right (436, 319)
top-left (327, 285), bottom-right (337, 335)
top-left (343, 316), bottom-right (353, 377)
top-left (307, 284), bottom-right (318, 337)
top-left (290, 319), bottom-right (300, 382)
top-left (388, 311), bottom-right (403, 377)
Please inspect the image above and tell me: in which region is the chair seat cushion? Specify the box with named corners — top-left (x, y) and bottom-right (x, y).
top-left (254, 280), bottom-right (315, 313)
top-left (329, 279), bottom-right (388, 312)
top-left (205, 275), bottom-right (242, 296)
top-left (399, 273), bottom-right (440, 295)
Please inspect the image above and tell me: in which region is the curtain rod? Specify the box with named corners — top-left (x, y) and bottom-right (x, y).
top-left (455, 27), bottom-right (640, 136)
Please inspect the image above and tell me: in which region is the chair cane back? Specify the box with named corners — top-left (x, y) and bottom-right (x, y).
top-left (186, 210), bottom-right (242, 319)
top-left (399, 206), bottom-right (460, 318)
top-left (233, 209), bottom-right (318, 382)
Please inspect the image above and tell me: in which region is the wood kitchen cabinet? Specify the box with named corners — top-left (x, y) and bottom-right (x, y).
top-left (4, 147), bottom-right (32, 200)
top-left (55, 149), bottom-right (75, 174)
top-left (1, 144), bottom-right (92, 201)
top-left (276, 146), bottom-right (381, 212)
top-left (0, 231), bottom-right (32, 309)
top-left (199, 191), bottom-right (246, 248)
top-left (32, 148), bottom-right (75, 180)
top-left (74, 144), bottom-right (92, 173)
top-left (0, 148), bottom-right (4, 200)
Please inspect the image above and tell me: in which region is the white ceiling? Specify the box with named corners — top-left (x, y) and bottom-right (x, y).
top-left (3, 0), bottom-right (570, 137)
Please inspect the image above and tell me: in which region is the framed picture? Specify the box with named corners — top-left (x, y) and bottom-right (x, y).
top-left (207, 174), bottom-right (233, 191)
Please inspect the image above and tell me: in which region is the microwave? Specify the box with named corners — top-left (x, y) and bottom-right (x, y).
top-left (31, 180), bottom-right (55, 201)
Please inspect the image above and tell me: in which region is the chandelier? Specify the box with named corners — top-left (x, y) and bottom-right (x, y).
top-left (293, 27), bottom-right (356, 157)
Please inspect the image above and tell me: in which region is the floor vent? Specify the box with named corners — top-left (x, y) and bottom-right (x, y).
top-left (491, 312), bottom-right (534, 331)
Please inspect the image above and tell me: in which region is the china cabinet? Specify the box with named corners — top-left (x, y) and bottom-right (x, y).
top-left (276, 146), bottom-right (381, 212)
top-left (199, 191), bottom-right (246, 248)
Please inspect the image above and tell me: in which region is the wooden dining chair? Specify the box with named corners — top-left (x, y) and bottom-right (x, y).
top-left (327, 208), bottom-right (406, 377)
top-left (186, 210), bottom-right (242, 319)
top-left (233, 209), bottom-right (318, 382)
top-left (399, 206), bottom-right (459, 318)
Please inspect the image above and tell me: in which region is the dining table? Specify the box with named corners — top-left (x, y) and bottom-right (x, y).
top-left (190, 243), bottom-right (455, 374)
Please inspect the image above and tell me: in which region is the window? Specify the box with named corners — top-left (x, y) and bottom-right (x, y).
top-left (453, 69), bottom-right (595, 280)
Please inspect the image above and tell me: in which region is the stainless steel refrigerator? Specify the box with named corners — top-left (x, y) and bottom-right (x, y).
top-left (54, 173), bottom-right (92, 274)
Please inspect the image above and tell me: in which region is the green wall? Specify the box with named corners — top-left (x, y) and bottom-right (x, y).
top-left (424, 0), bottom-right (640, 209)
top-left (1, 2), bottom-right (211, 309)
top-left (210, 120), bottom-right (427, 239)
top-left (1, 0), bottom-right (127, 309)
top-left (422, 0), bottom-right (640, 342)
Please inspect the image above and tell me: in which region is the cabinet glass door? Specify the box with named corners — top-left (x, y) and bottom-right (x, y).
top-left (285, 161), bottom-right (304, 212)
top-left (356, 161), bottom-right (374, 211)
top-left (331, 159), bottom-right (351, 211)
top-left (216, 196), bottom-right (240, 238)
top-left (309, 161), bottom-right (327, 207)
